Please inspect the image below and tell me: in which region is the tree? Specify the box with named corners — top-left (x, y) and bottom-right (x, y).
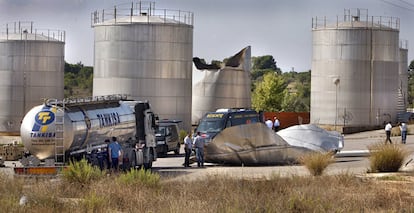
top-left (64, 61), bottom-right (93, 98)
top-left (252, 55), bottom-right (278, 70)
top-left (408, 60), bottom-right (414, 107)
top-left (251, 55), bottom-right (282, 81)
top-left (252, 72), bottom-right (287, 112)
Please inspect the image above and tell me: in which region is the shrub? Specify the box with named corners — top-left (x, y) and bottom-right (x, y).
top-left (299, 152), bottom-right (334, 176)
top-left (179, 129), bottom-right (188, 144)
top-left (369, 143), bottom-right (408, 172)
top-left (62, 158), bottom-right (104, 187)
top-left (118, 168), bottom-right (160, 187)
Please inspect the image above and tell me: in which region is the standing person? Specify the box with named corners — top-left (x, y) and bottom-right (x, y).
top-left (108, 136), bottom-right (123, 172)
top-left (183, 131), bottom-right (193, 167)
top-left (400, 122), bottom-right (407, 144)
top-left (105, 139), bottom-right (111, 170)
top-left (265, 118), bottom-right (273, 129)
top-left (193, 132), bottom-right (205, 167)
top-left (273, 116), bottom-right (280, 132)
top-left (385, 122), bottom-right (393, 144)
top-left (96, 148), bottom-right (106, 171)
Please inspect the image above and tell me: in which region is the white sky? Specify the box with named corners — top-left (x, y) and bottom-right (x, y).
top-left (1, 0), bottom-right (413, 72)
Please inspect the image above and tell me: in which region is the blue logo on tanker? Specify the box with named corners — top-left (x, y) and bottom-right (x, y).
top-left (31, 107), bottom-right (56, 138)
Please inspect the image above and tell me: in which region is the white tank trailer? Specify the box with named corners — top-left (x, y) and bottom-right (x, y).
top-left (91, 2), bottom-right (194, 131)
top-left (20, 95), bottom-right (158, 169)
top-left (311, 9), bottom-right (408, 127)
top-left (0, 22), bottom-right (65, 134)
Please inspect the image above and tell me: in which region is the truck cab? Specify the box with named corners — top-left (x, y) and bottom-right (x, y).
top-left (195, 108), bottom-right (263, 143)
top-left (155, 120), bottom-right (181, 156)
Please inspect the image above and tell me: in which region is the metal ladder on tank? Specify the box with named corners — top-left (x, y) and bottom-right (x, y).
top-left (53, 100), bottom-right (65, 166)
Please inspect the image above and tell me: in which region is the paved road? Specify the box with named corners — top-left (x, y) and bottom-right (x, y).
top-left (151, 130), bottom-right (414, 180)
top-left (2, 130), bottom-right (414, 180)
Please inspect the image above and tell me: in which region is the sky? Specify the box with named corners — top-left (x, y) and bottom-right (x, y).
top-left (0, 0), bottom-right (413, 72)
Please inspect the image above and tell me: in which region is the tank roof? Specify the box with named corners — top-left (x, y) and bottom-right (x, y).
top-left (91, 1), bottom-right (193, 27)
top-left (0, 22), bottom-right (65, 42)
top-left (312, 8), bottom-right (399, 31)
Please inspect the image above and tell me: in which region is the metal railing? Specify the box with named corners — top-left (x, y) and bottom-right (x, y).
top-left (0, 21), bottom-right (65, 42)
top-left (91, 1), bottom-right (193, 26)
top-left (400, 40), bottom-right (409, 50)
top-left (312, 8), bottom-right (400, 30)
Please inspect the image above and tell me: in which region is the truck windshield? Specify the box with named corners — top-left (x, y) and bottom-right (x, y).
top-left (197, 119), bottom-right (225, 133)
top-left (155, 127), bottom-right (166, 137)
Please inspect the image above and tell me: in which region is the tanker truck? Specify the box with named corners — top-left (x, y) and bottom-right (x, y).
top-left (18, 95), bottom-right (158, 173)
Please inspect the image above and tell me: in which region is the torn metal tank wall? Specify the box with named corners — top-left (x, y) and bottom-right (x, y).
top-left (311, 9), bottom-right (402, 127)
top-left (0, 21), bottom-right (65, 134)
top-left (192, 46), bottom-right (252, 125)
top-left (91, 2), bottom-right (194, 130)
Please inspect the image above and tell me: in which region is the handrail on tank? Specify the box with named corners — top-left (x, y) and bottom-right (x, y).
top-left (91, 1), bottom-right (193, 27)
top-left (400, 40), bottom-right (409, 50)
top-left (44, 94), bottom-right (129, 107)
top-left (0, 21), bottom-right (65, 42)
top-left (312, 8), bottom-right (400, 30)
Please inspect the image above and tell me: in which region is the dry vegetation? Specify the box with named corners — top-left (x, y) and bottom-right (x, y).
top-left (1, 143), bottom-right (412, 212)
top-left (299, 152), bottom-right (334, 176)
top-left (2, 170), bottom-right (414, 212)
top-left (369, 143), bottom-right (408, 172)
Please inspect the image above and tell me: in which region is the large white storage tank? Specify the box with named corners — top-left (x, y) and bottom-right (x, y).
top-left (311, 9), bottom-right (401, 127)
top-left (0, 22), bottom-right (65, 134)
top-left (91, 2), bottom-right (193, 130)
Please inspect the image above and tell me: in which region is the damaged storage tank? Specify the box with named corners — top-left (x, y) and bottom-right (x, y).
top-left (311, 9), bottom-right (404, 127)
top-left (91, 2), bottom-right (194, 130)
top-left (192, 46), bottom-right (252, 125)
top-left (0, 22), bottom-right (65, 134)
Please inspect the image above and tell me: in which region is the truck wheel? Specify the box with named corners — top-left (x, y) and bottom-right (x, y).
top-left (174, 143), bottom-right (180, 155)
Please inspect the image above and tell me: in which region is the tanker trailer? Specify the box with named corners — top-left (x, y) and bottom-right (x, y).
top-left (19, 95), bottom-right (158, 170)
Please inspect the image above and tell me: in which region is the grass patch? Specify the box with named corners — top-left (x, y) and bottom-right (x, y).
top-left (118, 168), bottom-right (160, 187)
top-left (299, 151), bottom-right (334, 176)
top-left (62, 158), bottom-right (105, 187)
top-left (3, 173), bottom-right (414, 212)
top-left (376, 175), bottom-right (406, 181)
top-left (368, 143), bottom-right (408, 173)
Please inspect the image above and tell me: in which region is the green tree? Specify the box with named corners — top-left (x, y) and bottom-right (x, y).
top-left (279, 70), bottom-right (311, 112)
top-left (251, 55), bottom-right (282, 80)
top-left (408, 60), bottom-right (414, 107)
top-left (252, 55), bottom-right (278, 70)
top-left (252, 72), bottom-right (287, 111)
top-left (64, 61), bottom-right (93, 98)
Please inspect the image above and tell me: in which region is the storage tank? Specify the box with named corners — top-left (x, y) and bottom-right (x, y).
top-left (192, 46), bottom-right (252, 124)
top-left (396, 41), bottom-right (409, 122)
top-left (311, 9), bottom-right (401, 127)
top-left (0, 22), bottom-right (65, 134)
top-left (91, 2), bottom-right (193, 131)
top-left (398, 40), bottom-right (409, 114)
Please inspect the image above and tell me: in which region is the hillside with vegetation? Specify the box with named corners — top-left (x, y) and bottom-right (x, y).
top-left (64, 62), bottom-right (93, 98)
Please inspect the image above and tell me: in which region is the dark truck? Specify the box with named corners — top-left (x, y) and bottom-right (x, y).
top-left (194, 108), bottom-right (263, 143)
top-left (155, 120), bottom-right (181, 156)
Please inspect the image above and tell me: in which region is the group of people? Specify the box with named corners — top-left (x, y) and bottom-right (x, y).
top-left (384, 121), bottom-right (407, 144)
top-left (183, 131), bottom-right (206, 168)
top-left (95, 136), bottom-right (123, 172)
top-left (265, 116), bottom-right (281, 132)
